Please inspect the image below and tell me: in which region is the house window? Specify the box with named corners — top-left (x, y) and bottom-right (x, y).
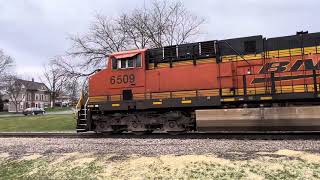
top-left (35, 94), bottom-right (39, 101)
top-left (41, 95), bottom-right (44, 101)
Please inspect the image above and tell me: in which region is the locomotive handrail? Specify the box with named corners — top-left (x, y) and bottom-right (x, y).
top-left (76, 91), bottom-right (84, 112)
top-left (220, 40), bottom-right (253, 73)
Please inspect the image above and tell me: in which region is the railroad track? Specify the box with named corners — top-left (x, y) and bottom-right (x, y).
top-left (0, 132), bottom-right (320, 140)
top-left (0, 132), bottom-right (94, 138)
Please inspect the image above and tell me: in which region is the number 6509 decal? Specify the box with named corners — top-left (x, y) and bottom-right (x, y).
top-left (110, 74), bottom-right (135, 84)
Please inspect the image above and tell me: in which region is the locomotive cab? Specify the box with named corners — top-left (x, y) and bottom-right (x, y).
top-left (88, 49), bottom-right (147, 103)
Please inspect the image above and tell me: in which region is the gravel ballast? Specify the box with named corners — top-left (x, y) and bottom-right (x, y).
top-left (1, 136), bottom-right (320, 158)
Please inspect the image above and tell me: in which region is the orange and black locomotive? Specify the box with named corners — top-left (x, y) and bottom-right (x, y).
top-left (77, 31), bottom-right (320, 134)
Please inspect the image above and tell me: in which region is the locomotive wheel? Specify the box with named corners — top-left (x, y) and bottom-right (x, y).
top-left (126, 115), bottom-right (148, 133)
top-left (164, 120), bottom-right (185, 133)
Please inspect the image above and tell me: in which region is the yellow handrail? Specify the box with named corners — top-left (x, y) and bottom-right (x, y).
top-left (76, 91), bottom-right (85, 111)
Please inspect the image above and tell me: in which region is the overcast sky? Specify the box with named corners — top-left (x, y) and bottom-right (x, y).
top-left (0, 0), bottom-right (319, 80)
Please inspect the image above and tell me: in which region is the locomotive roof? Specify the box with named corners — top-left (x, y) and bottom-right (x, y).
top-left (110, 48), bottom-right (147, 57)
top-left (109, 31), bottom-right (320, 59)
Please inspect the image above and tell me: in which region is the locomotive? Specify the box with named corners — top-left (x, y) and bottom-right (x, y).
top-left (76, 31), bottom-right (320, 134)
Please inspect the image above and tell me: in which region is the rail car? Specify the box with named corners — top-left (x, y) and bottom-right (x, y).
top-left (76, 31), bottom-right (320, 134)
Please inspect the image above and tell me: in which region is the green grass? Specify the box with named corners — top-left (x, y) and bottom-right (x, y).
top-left (0, 155), bottom-right (102, 180)
top-left (45, 107), bottom-right (72, 112)
top-left (0, 114), bottom-right (76, 132)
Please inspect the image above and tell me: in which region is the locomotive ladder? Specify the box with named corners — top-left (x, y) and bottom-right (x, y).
top-left (76, 97), bottom-right (90, 132)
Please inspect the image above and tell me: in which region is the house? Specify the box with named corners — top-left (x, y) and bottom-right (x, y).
top-left (7, 79), bottom-right (50, 112)
top-left (55, 94), bottom-right (71, 107)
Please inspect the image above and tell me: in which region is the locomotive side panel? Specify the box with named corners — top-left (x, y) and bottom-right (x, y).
top-left (146, 63), bottom-right (219, 92)
top-left (218, 62), bottom-right (234, 89)
top-left (89, 69), bottom-right (110, 97)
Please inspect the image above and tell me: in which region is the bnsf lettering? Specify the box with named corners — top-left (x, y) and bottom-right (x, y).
top-left (252, 59), bottom-right (320, 84)
top-left (110, 74), bottom-right (135, 85)
top-left (259, 59), bottom-right (320, 74)
top-left (259, 62), bottom-right (289, 74)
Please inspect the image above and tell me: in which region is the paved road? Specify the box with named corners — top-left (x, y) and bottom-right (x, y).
top-left (46, 110), bottom-right (74, 115)
top-left (0, 110), bottom-right (74, 118)
top-left (0, 113), bottom-right (23, 118)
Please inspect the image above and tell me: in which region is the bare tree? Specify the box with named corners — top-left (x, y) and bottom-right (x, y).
top-left (63, 79), bottom-right (80, 106)
top-left (51, 56), bottom-right (101, 81)
top-left (0, 49), bottom-right (14, 75)
top-left (41, 59), bottom-right (66, 108)
top-left (120, 1), bottom-right (205, 48)
top-left (160, 1), bottom-right (205, 46)
top-left (68, 15), bottom-right (128, 70)
top-left (0, 49), bottom-right (14, 90)
top-left (5, 76), bottom-right (23, 113)
top-left (118, 11), bottom-right (150, 49)
top-left (63, 0), bottom-right (204, 79)
top-left (0, 49), bottom-right (14, 111)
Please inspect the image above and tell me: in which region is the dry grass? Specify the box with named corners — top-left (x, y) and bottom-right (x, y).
top-left (1, 150), bottom-right (320, 179)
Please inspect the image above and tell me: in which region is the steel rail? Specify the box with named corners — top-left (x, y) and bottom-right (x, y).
top-left (0, 132), bottom-right (97, 138)
top-left (0, 132), bottom-right (319, 140)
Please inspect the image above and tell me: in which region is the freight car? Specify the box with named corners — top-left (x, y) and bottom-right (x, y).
top-left (76, 31), bottom-right (320, 134)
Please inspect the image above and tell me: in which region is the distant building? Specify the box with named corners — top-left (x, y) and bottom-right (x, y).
top-left (55, 94), bottom-right (71, 107)
top-left (7, 79), bottom-right (50, 112)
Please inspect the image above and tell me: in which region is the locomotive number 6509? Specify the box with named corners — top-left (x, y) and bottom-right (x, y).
top-left (110, 74), bottom-right (135, 85)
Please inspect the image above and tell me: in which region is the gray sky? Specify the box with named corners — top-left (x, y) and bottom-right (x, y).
top-left (0, 0), bottom-right (319, 80)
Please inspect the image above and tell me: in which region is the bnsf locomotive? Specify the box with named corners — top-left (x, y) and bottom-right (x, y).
top-left (77, 31), bottom-right (320, 134)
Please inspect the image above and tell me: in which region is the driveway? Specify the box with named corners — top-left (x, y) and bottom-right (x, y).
top-left (45, 110), bottom-right (74, 115)
top-left (0, 110), bottom-right (74, 118)
top-left (0, 113), bottom-right (24, 118)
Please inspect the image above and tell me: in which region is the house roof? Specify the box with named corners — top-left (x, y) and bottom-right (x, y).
top-left (17, 79), bottom-right (50, 91)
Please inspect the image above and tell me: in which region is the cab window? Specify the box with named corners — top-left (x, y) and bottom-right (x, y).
top-left (112, 54), bottom-right (142, 70)
top-left (127, 59), bottom-right (134, 68)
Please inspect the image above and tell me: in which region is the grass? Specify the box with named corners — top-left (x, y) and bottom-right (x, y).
top-left (0, 114), bottom-right (76, 132)
top-left (0, 150), bottom-right (320, 179)
top-left (0, 153), bottom-right (102, 180)
top-left (45, 107), bottom-right (72, 112)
